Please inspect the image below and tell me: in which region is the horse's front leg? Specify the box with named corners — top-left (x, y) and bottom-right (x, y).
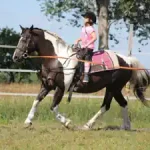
top-left (24, 84), bottom-right (50, 127)
top-left (50, 87), bottom-right (71, 128)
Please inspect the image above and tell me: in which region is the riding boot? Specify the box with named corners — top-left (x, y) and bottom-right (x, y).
top-left (83, 73), bottom-right (89, 83)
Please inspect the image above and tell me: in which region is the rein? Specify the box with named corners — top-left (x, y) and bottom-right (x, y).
top-left (29, 55), bottom-right (150, 71)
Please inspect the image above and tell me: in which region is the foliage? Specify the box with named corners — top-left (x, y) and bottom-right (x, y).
top-left (38, 0), bottom-right (96, 27)
top-left (114, 0), bottom-right (150, 44)
top-left (38, 0), bottom-right (150, 44)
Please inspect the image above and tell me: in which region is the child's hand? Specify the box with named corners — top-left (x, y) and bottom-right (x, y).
top-left (75, 38), bottom-right (81, 45)
top-left (74, 40), bottom-right (79, 45)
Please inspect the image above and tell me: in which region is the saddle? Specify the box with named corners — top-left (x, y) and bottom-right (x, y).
top-left (74, 47), bottom-right (119, 74)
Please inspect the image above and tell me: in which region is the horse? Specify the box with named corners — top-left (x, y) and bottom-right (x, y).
top-left (12, 25), bottom-right (150, 130)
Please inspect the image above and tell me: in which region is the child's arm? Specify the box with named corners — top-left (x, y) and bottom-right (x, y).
top-left (85, 31), bottom-right (97, 48)
top-left (75, 38), bottom-right (81, 45)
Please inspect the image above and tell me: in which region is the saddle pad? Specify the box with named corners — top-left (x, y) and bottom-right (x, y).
top-left (90, 50), bottom-right (119, 73)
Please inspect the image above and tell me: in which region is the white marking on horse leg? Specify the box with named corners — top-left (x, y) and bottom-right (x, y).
top-left (53, 105), bottom-right (71, 127)
top-left (84, 106), bottom-right (106, 129)
top-left (122, 106), bottom-right (131, 130)
top-left (24, 100), bottom-right (40, 124)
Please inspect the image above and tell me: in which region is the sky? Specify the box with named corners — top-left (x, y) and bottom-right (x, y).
top-left (0, 0), bottom-right (149, 68)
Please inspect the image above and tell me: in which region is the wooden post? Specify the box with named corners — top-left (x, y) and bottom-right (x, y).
top-left (126, 24), bottom-right (133, 100)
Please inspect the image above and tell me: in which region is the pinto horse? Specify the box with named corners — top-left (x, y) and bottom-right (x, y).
top-left (13, 25), bottom-right (150, 130)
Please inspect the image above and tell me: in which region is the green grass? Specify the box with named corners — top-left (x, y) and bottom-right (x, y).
top-left (0, 96), bottom-right (150, 150)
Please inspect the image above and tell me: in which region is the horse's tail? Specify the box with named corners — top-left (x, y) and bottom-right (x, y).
top-left (129, 57), bottom-right (150, 106)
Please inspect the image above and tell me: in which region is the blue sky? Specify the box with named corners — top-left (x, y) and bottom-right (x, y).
top-left (0, 0), bottom-right (149, 68)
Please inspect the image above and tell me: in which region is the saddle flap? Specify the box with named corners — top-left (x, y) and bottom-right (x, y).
top-left (90, 50), bottom-right (119, 73)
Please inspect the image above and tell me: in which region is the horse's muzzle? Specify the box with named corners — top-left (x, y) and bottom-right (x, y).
top-left (13, 53), bottom-right (27, 63)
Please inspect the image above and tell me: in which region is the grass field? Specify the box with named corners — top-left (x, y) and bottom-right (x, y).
top-left (0, 96), bottom-right (150, 150)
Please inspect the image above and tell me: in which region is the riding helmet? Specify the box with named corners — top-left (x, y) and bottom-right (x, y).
top-left (82, 11), bottom-right (97, 24)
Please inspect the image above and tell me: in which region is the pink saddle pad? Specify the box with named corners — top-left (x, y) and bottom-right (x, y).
top-left (92, 51), bottom-right (114, 69)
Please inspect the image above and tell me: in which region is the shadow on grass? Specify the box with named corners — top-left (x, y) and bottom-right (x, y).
top-left (1, 124), bottom-right (150, 133)
top-left (68, 125), bottom-right (150, 132)
top-left (94, 126), bottom-right (150, 132)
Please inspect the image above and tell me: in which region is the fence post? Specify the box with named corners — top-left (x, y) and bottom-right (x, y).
top-left (126, 24), bottom-right (133, 100)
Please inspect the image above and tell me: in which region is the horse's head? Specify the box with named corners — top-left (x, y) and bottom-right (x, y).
top-left (13, 25), bottom-right (42, 62)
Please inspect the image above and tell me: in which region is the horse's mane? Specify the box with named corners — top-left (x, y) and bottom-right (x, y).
top-left (44, 30), bottom-right (67, 46)
top-left (32, 27), bottom-right (67, 46)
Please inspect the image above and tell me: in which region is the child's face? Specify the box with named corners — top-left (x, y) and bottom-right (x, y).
top-left (84, 17), bottom-right (90, 25)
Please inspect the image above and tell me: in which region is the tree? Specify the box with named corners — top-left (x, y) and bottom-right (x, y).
top-left (114, 0), bottom-right (150, 46)
top-left (38, 0), bottom-right (150, 49)
top-left (0, 27), bottom-right (33, 83)
top-left (0, 27), bottom-right (20, 83)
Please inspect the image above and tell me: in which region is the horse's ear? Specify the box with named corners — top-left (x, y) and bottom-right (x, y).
top-left (30, 25), bottom-right (34, 31)
top-left (19, 25), bottom-right (25, 31)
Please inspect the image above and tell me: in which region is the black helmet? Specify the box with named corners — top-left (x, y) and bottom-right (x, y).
top-left (82, 11), bottom-right (96, 24)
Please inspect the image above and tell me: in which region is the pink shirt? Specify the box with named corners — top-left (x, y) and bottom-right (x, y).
top-left (81, 26), bottom-right (95, 49)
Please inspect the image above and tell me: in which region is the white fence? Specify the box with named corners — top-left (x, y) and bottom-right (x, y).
top-left (1, 44), bottom-right (150, 55)
top-left (0, 69), bottom-right (37, 73)
top-left (0, 45), bottom-right (16, 49)
top-left (0, 44), bottom-right (38, 73)
top-left (0, 44), bottom-right (150, 74)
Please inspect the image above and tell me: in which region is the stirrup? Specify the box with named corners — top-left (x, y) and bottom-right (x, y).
top-left (83, 73), bottom-right (89, 83)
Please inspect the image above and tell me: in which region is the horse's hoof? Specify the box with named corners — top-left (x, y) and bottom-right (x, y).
top-left (120, 125), bottom-right (131, 131)
top-left (73, 87), bottom-right (78, 92)
top-left (24, 122), bottom-right (32, 129)
top-left (64, 119), bottom-right (71, 128)
top-left (77, 125), bottom-right (91, 131)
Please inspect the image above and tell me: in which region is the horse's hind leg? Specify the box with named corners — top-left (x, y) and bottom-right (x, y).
top-left (114, 90), bottom-right (131, 130)
top-left (50, 87), bottom-right (71, 128)
top-left (24, 84), bottom-right (50, 127)
top-left (82, 87), bottom-right (113, 130)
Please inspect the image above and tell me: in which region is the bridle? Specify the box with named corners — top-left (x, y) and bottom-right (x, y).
top-left (16, 34), bottom-right (35, 59)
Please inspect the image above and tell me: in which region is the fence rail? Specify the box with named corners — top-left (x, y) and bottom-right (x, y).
top-left (0, 45), bottom-right (16, 49)
top-left (0, 44), bottom-right (150, 55)
top-left (0, 69), bottom-right (38, 73)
